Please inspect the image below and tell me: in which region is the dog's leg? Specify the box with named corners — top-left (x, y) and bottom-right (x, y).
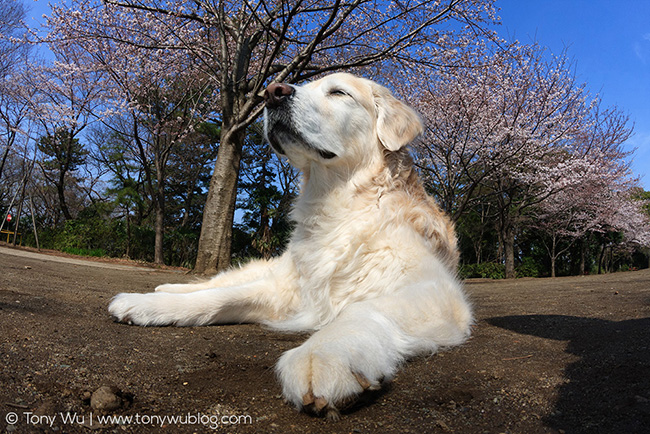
top-left (108, 256), bottom-right (297, 326)
top-left (155, 259), bottom-right (274, 293)
top-left (276, 275), bottom-right (472, 418)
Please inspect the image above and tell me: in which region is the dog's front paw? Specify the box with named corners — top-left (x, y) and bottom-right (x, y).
top-left (108, 293), bottom-right (175, 326)
top-left (276, 341), bottom-right (385, 420)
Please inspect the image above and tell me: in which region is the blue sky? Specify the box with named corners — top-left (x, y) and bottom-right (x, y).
top-left (25, 0), bottom-right (649, 189)
top-left (496, 0), bottom-right (650, 189)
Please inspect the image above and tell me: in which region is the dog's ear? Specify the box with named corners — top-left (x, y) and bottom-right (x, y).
top-left (373, 84), bottom-right (423, 151)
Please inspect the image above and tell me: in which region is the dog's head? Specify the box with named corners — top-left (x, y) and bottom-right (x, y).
top-left (263, 73), bottom-right (423, 170)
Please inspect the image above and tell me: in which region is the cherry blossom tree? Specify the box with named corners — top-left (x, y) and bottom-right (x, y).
top-left (412, 43), bottom-right (611, 278)
top-left (44, 5), bottom-right (216, 263)
top-left (529, 102), bottom-right (639, 277)
top-left (585, 189), bottom-right (650, 274)
top-left (22, 48), bottom-right (105, 219)
top-left (46, 0), bottom-right (498, 273)
top-left (618, 191), bottom-right (650, 261)
top-left (0, 0), bottom-right (28, 76)
top-left (112, 79), bottom-right (212, 264)
top-left (0, 0), bottom-right (32, 183)
top-left (532, 157), bottom-right (629, 277)
top-left (0, 68), bottom-right (34, 183)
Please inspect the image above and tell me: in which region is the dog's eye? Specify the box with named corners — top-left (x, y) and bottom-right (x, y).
top-left (329, 89), bottom-right (348, 97)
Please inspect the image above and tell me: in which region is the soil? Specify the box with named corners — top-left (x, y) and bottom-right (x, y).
top-left (1, 244), bottom-right (649, 434)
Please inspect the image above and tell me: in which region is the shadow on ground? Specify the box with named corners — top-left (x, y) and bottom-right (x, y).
top-left (488, 315), bottom-right (650, 434)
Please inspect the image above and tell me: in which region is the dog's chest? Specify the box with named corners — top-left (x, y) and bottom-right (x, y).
top-left (289, 198), bottom-right (415, 309)
top-left (291, 208), bottom-right (368, 271)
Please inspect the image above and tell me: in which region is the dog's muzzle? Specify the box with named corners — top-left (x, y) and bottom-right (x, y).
top-left (264, 83), bottom-right (294, 156)
top-left (264, 82), bottom-right (337, 160)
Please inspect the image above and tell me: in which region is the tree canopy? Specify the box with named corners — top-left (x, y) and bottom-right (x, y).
top-left (0, 0), bottom-right (648, 277)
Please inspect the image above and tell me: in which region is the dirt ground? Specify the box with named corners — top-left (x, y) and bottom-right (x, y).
top-left (1, 244), bottom-right (649, 434)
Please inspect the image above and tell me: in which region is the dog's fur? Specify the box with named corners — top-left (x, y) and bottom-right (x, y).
top-left (108, 73), bottom-right (473, 419)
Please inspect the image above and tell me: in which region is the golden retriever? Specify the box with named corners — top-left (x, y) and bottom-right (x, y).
top-left (109, 73), bottom-right (473, 420)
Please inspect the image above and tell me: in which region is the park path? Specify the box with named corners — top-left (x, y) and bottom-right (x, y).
top-left (0, 245), bottom-right (177, 272)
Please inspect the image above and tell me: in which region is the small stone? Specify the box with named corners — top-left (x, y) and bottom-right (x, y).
top-left (435, 421), bottom-right (451, 431)
top-left (91, 385), bottom-right (123, 412)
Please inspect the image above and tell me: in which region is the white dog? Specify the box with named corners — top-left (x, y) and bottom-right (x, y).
top-left (109, 73), bottom-right (473, 419)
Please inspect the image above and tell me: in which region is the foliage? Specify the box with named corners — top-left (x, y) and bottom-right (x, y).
top-left (235, 124), bottom-right (296, 260)
top-left (38, 128), bottom-right (88, 172)
top-left (163, 226), bottom-right (199, 269)
top-left (459, 262), bottom-right (505, 280)
top-left (1, 0), bottom-right (648, 277)
top-left (22, 208), bottom-right (200, 268)
top-left (516, 257), bottom-right (543, 278)
top-left (60, 246), bottom-right (107, 257)
top-left (43, 0), bottom-right (500, 274)
top-left (411, 41), bottom-right (649, 278)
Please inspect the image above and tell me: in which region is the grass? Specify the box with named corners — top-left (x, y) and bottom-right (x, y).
top-left (60, 247), bottom-right (108, 258)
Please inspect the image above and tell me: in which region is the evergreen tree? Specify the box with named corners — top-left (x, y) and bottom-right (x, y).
top-left (38, 128), bottom-right (88, 220)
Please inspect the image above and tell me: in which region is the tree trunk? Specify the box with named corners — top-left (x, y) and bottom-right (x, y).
top-left (154, 186), bottom-right (165, 264)
top-left (194, 127), bottom-right (244, 275)
top-left (551, 256), bottom-right (556, 278)
top-left (579, 237), bottom-right (586, 275)
top-left (598, 243), bottom-right (605, 274)
top-left (0, 138), bottom-right (12, 180)
top-left (57, 172), bottom-right (73, 220)
top-left (503, 225), bottom-right (516, 279)
top-left (550, 233), bottom-right (557, 278)
top-left (125, 204), bottom-right (131, 258)
top-left (57, 134), bottom-right (77, 221)
top-left (496, 230), bottom-right (503, 269)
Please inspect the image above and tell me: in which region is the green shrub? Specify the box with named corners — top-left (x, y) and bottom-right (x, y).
top-left (60, 247), bottom-right (108, 257)
top-left (164, 227), bottom-right (199, 268)
top-left (516, 256), bottom-right (542, 278)
top-left (127, 225), bottom-right (155, 263)
top-left (459, 262), bottom-right (505, 279)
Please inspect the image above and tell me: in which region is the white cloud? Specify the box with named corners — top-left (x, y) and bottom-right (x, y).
top-left (634, 43), bottom-right (646, 63)
top-left (635, 34), bottom-right (650, 63)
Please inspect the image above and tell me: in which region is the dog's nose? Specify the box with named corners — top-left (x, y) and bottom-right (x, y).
top-left (265, 83), bottom-right (294, 108)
